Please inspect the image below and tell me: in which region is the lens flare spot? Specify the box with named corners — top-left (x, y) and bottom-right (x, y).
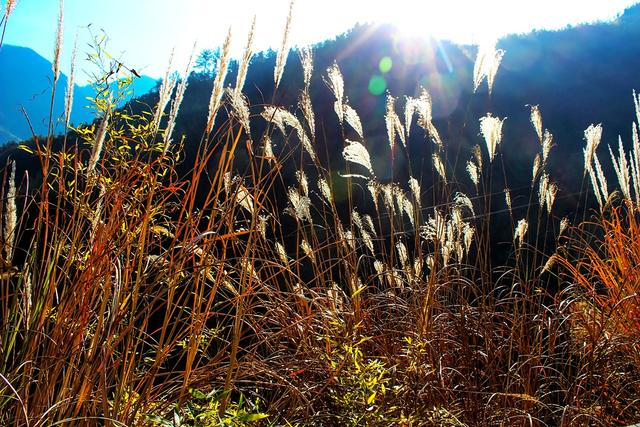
top-left (368, 75), bottom-right (386, 96)
top-left (379, 56), bottom-right (393, 73)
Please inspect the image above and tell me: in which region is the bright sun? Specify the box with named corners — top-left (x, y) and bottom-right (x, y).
top-left (362, 2), bottom-right (504, 45)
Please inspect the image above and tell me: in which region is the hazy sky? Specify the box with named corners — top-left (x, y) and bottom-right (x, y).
top-left (3, 0), bottom-right (638, 79)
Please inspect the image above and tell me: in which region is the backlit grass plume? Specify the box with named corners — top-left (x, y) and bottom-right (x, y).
top-left (479, 113), bottom-right (505, 163)
top-left (274, 0), bottom-right (294, 89)
top-left (206, 26), bottom-right (232, 134)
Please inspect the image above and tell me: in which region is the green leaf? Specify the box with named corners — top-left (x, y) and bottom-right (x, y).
top-left (238, 413), bottom-right (269, 422)
top-left (18, 144), bottom-right (34, 154)
top-left (367, 391), bottom-right (377, 404)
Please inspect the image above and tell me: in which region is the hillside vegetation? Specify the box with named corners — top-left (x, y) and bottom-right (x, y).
top-left (1, 2), bottom-right (640, 426)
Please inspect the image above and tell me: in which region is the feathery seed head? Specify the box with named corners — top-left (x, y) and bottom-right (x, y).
top-left (583, 123), bottom-right (603, 175)
top-left (343, 139), bottom-right (374, 176)
top-left (530, 105), bottom-right (543, 142)
top-left (467, 160), bottom-right (480, 187)
top-left (542, 130), bottom-right (553, 163)
top-left (286, 188), bottom-right (312, 222)
top-left (504, 188), bottom-right (512, 215)
top-left (299, 46), bottom-right (313, 89)
top-left (455, 192), bottom-right (475, 217)
top-left (433, 153), bottom-right (447, 183)
top-left (3, 162), bottom-right (17, 264)
top-left (52, 0), bottom-right (64, 83)
top-left (473, 42), bottom-right (505, 94)
top-left (326, 62), bottom-right (345, 121)
top-left (234, 15), bottom-right (256, 96)
top-left (274, 1), bottom-right (294, 89)
top-left (408, 177), bottom-right (421, 209)
top-left (479, 113), bottom-right (505, 163)
top-left (514, 219), bottom-right (528, 248)
top-left (206, 27), bottom-right (232, 134)
top-left (4, 0), bottom-right (17, 18)
top-left (296, 170), bottom-right (309, 197)
top-left (343, 104), bottom-right (364, 140)
top-left (318, 177), bottom-right (333, 204)
top-left (532, 153), bottom-right (541, 185)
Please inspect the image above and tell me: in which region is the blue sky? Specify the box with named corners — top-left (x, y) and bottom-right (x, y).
top-left (3, 0), bottom-right (638, 79)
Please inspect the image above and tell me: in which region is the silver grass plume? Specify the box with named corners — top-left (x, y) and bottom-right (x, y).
top-left (88, 114), bottom-right (109, 173)
top-left (542, 254), bottom-right (557, 274)
top-left (455, 192), bottom-right (475, 217)
top-left (226, 88), bottom-right (251, 137)
top-left (559, 217), bottom-right (569, 236)
top-left (587, 163), bottom-right (604, 209)
top-left (3, 162), bottom-right (16, 264)
top-left (542, 130), bottom-right (553, 164)
top-left (381, 184), bottom-right (395, 217)
top-left (300, 239), bottom-right (315, 263)
top-left (479, 113), bottom-right (505, 163)
top-left (467, 160), bottom-right (479, 188)
top-left (473, 145), bottom-right (483, 170)
top-left (532, 153), bottom-right (541, 185)
top-left (235, 16), bottom-right (256, 96)
top-left (538, 173), bottom-right (549, 211)
top-left (514, 219), bottom-right (528, 248)
top-left (4, 0), bottom-right (17, 18)
top-left (385, 95), bottom-right (405, 149)
top-left (631, 123), bottom-right (640, 204)
top-left (52, 0), bottom-right (64, 84)
top-left (262, 106), bottom-right (316, 161)
top-left (274, 1), bottom-right (294, 89)
top-left (405, 88), bottom-right (442, 146)
top-left (262, 136), bottom-right (275, 162)
top-left (343, 104), bottom-right (364, 140)
top-left (353, 210), bottom-right (374, 254)
top-left (473, 41), bottom-right (505, 94)
top-left (408, 177), bottom-right (421, 209)
top-left (343, 139), bottom-right (374, 176)
top-left (545, 182), bottom-right (558, 214)
top-left (367, 180), bottom-right (380, 212)
top-left (163, 45), bottom-right (195, 152)
top-left (326, 62), bottom-right (345, 121)
top-left (363, 214), bottom-right (376, 237)
top-left (530, 105), bottom-right (543, 142)
top-left (318, 177), bottom-right (333, 204)
top-left (396, 241), bottom-right (409, 271)
top-left (504, 188), bottom-right (512, 215)
top-left (257, 215), bottom-right (268, 240)
top-left (235, 183), bottom-right (255, 214)
top-left (64, 31), bottom-right (78, 129)
top-left (275, 242), bottom-right (288, 265)
top-left (635, 90), bottom-right (640, 129)
top-left (296, 170), bottom-right (309, 197)
top-left (286, 188), bottom-right (312, 222)
top-left (593, 152), bottom-right (609, 204)
top-left (583, 124), bottom-right (603, 176)
top-left (153, 50), bottom-right (177, 136)
top-left (433, 153), bottom-right (447, 183)
top-left (206, 27), bottom-right (232, 135)
top-left (609, 136), bottom-right (631, 201)
top-left (299, 46), bottom-right (313, 89)
top-left (299, 91), bottom-right (315, 139)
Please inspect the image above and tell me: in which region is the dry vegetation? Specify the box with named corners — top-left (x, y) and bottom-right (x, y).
top-left (1, 2), bottom-right (640, 426)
